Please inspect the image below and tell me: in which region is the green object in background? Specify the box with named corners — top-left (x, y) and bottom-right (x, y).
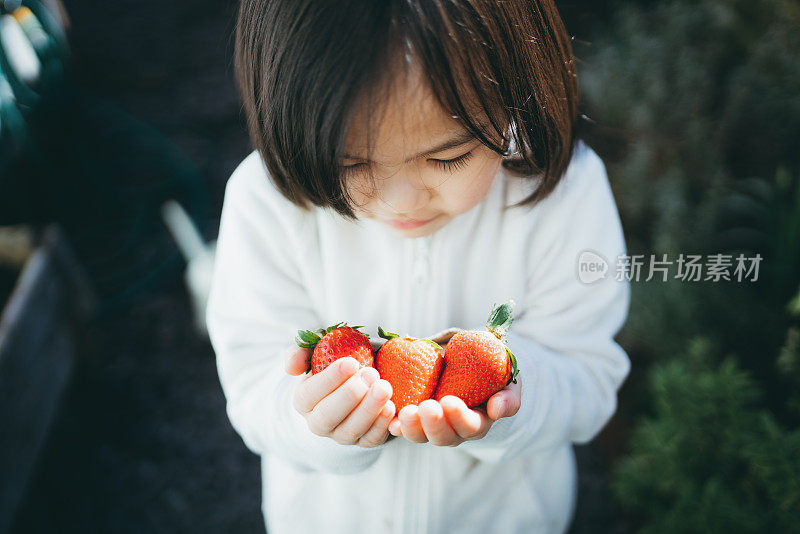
top-left (613, 339), bottom-right (800, 534)
top-left (0, 62), bottom-right (29, 152)
top-left (0, 0), bottom-right (69, 155)
top-left (576, 0), bottom-right (800, 530)
top-left (0, 0), bottom-right (69, 109)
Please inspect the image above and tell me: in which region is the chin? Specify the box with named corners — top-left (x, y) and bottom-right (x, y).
top-left (392, 215), bottom-right (451, 238)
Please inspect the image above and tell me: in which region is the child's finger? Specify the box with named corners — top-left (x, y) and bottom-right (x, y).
top-left (285, 345), bottom-right (311, 375)
top-left (417, 400), bottom-right (459, 446)
top-left (331, 379), bottom-right (393, 445)
top-left (486, 381), bottom-right (521, 420)
top-left (357, 400), bottom-right (396, 448)
top-left (398, 405), bottom-right (428, 443)
top-left (388, 417), bottom-right (402, 436)
top-left (439, 396), bottom-right (491, 439)
top-left (306, 367), bottom-right (379, 435)
top-left (292, 357), bottom-right (360, 413)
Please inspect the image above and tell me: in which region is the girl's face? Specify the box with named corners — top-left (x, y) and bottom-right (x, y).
top-left (343, 63), bottom-right (504, 238)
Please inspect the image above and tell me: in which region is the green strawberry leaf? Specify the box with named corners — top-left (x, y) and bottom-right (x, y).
top-left (378, 325), bottom-right (400, 340)
top-left (295, 329), bottom-right (322, 348)
top-left (506, 346), bottom-right (519, 384)
top-left (323, 322), bottom-right (345, 334)
top-left (421, 338), bottom-right (444, 352)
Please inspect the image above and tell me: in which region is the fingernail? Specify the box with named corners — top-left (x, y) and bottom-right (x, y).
top-left (399, 405), bottom-right (417, 420)
top-left (360, 367), bottom-right (379, 386)
top-left (440, 396), bottom-right (461, 412)
top-left (418, 400), bottom-right (436, 417)
top-left (371, 381), bottom-right (389, 400)
top-left (389, 420), bottom-right (401, 436)
top-left (340, 358), bottom-right (358, 375)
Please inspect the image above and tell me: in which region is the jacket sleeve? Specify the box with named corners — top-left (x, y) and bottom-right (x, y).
top-left (206, 154), bottom-right (385, 474)
top-left (459, 147), bottom-right (631, 463)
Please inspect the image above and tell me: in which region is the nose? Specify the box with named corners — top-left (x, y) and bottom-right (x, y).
top-left (377, 172), bottom-right (432, 215)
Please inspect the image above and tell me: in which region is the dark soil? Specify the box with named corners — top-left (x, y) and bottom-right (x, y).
top-left (10, 282), bottom-right (263, 534)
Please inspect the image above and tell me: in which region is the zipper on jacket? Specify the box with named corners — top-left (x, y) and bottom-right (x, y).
top-left (412, 236), bottom-right (431, 287)
top-left (405, 235), bottom-right (434, 534)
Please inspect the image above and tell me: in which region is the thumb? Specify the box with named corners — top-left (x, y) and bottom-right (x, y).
top-left (285, 346), bottom-right (311, 375)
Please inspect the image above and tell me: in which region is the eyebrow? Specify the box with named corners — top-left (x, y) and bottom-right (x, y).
top-left (343, 129), bottom-right (476, 163)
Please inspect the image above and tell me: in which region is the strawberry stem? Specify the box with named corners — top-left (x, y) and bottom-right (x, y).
top-left (486, 300), bottom-right (515, 338)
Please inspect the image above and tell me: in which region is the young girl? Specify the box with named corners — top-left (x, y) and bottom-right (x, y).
top-left (207, 1), bottom-right (630, 533)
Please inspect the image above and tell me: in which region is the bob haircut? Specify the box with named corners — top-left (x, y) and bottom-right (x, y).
top-left (234, 0), bottom-right (579, 219)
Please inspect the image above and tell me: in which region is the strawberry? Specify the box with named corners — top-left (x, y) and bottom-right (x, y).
top-left (374, 326), bottom-right (444, 413)
top-left (434, 301), bottom-right (519, 407)
top-left (295, 322), bottom-right (374, 374)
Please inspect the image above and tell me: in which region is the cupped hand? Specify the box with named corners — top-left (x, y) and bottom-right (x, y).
top-left (387, 380), bottom-right (521, 446)
top-left (284, 346), bottom-right (395, 448)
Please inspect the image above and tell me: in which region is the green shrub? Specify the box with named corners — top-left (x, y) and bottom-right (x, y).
top-left (579, 0), bottom-right (800, 254)
top-left (576, 0), bottom-right (800, 529)
top-left (613, 339), bottom-right (800, 534)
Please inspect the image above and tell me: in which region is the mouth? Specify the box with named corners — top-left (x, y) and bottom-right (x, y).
top-left (381, 215), bottom-right (440, 229)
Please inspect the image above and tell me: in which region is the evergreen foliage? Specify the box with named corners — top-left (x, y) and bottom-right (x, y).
top-left (576, 0), bottom-right (800, 528)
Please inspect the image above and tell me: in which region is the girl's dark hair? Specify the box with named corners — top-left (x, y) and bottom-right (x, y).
top-left (234, 0), bottom-right (579, 219)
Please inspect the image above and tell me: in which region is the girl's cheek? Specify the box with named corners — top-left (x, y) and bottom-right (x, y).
top-left (443, 158), bottom-right (502, 214)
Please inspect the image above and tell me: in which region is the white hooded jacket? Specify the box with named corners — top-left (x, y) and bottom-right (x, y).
top-left (206, 141), bottom-right (630, 534)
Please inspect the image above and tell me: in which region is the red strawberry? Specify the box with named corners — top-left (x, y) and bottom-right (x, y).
top-left (434, 301), bottom-right (519, 407)
top-left (295, 323), bottom-right (374, 374)
top-left (374, 327), bottom-right (444, 413)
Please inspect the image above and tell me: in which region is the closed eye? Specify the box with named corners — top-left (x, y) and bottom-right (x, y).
top-left (342, 149), bottom-right (475, 176)
top-left (342, 162), bottom-right (366, 176)
top-left (430, 150), bottom-right (474, 172)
